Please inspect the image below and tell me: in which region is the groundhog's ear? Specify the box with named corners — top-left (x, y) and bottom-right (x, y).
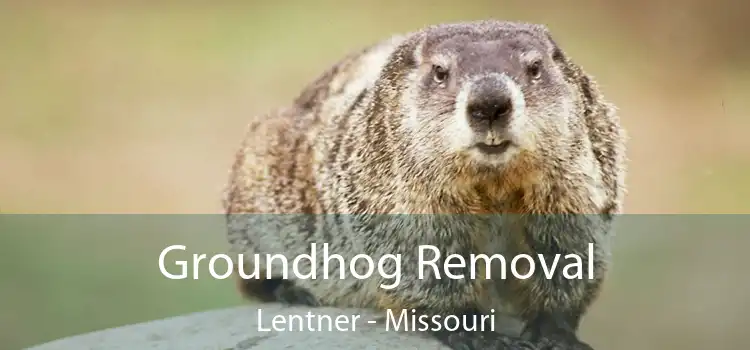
top-left (560, 54), bottom-right (600, 119)
top-left (543, 31), bottom-right (600, 115)
top-left (543, 31), bottom-right (566, 64)
top-left (409, 35), bottom-right (428, 67)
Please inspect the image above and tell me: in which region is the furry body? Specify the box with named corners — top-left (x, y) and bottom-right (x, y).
top-left (224, 20), bottom-right (626, 350)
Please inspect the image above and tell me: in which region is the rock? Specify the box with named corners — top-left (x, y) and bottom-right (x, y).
top-left (26, 303), bottom-right (447, 350)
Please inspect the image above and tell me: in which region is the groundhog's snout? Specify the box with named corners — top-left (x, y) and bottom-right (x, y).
top-left (466, 75), bottom-right (515, 128)
top-left (462, 73), bottom-right (524, 156)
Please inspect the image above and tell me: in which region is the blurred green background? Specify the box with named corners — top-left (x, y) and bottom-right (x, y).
top-left (1, 1), bottom-right (749, 349)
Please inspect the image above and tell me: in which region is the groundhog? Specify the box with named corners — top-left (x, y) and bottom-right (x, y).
top-left (223, 20), bottom-right (627, 350)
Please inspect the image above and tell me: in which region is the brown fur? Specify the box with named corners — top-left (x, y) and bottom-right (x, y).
top-left (223, 20), bottom-right (626, 350)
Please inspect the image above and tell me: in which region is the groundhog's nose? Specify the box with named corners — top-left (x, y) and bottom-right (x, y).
top-left (466, 76), bottom-right (515, 126)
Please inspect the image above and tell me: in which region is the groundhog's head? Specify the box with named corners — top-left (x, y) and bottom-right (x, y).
top-left (384, 20), bottom-right (590, 174)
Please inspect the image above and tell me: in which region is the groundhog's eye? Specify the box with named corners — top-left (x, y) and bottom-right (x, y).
top-left (526, 60), bottom-right (543, 81)
top-left (432, 64), bottom-right (449, 84)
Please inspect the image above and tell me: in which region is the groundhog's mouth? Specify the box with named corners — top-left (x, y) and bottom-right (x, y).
top-left (475, 140), bottom-right (513, 155)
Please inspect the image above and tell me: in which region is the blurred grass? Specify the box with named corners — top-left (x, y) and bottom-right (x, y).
top-left (0, 215), bottom-right (240, 348)
top-left (0, 1), bottom-right (748, 349)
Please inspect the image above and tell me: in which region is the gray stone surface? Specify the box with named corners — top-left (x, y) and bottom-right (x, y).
top-left (26, 304), bottom-right (447, 350)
